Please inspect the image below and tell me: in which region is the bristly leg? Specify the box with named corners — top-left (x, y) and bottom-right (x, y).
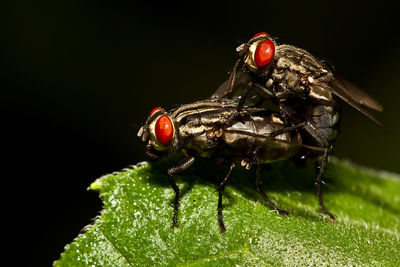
top-left (217, 162), bottom-right (235, 232)
top-left (315, 148), bottom-right (335, 221)
top-left (269, 121), bottom-right (307, 137)
top-left (215, 80), bottom-right (274, 132)
top-left (167, 156), bottom-right (195, 226)
top-left (255, 163), bottom-right (289, 217)
top-left (214, 81), bottom-right (255, 132)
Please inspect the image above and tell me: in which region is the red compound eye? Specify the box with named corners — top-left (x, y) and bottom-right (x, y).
top-left (148, 107), bottom-right (162, 118)
top-left (252, 32), bottom-right (268, 38)
top-left (155, 115), bottom-right (173, 146)
top-left (254, 39), bottom-right (275, 68)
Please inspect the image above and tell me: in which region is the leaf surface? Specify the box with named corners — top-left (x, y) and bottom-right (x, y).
top-left (54, 158), bottom-right (400, 266)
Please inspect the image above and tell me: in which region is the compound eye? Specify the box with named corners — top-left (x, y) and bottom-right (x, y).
top-left (254, 39), bottom-right (275, 68)
top-left (154, 115), bottom-right (173, 146)
top-left (148, 107), bottom-right (162, 118)
top-left (252, 32), bottom-right (268, 38)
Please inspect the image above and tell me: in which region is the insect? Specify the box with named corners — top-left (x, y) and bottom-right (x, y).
top-left (211, 32), bottom-right (384, 220)
top-left (138, 100), bottom-right (323, 231)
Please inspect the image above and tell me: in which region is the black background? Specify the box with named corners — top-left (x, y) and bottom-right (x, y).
top-left (2, 1), bottom-right (399, 266)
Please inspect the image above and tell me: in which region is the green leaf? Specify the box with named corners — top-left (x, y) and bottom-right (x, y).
top-left (54, 158), bottom-right (400, 266)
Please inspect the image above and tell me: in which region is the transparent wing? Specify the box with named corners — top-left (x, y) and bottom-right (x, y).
top-left (329, 76), bottom-right (383, 112)
top-left (314, 78), bottom-right (388, 130)
top-left (210, 71), bottom-right (253, 100)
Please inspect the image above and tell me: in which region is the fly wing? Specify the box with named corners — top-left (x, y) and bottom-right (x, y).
top-left (211, 78), bottom-right (229, 99)
top-left (329, 76), bottom-right (383, 112)
top-left (210, 71), bottom-right (253, 99)
top-left (211, 71), bottom-right (276, 110)
top-left (313, 78), bottom-right (388, 130)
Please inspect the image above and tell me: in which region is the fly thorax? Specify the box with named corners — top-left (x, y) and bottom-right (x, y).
top-left (184, 134), bottom-right (218, 157)
top-left (284, 71), bottom-right (305, 94)
top-left (178, 123), bottom-right (211, 140)
top-left (272, 68), bottom-right (306, 99)
top-left (275, 56), bottom-right (291, 69)
top-left (274, 83), bottom-right (292, 99)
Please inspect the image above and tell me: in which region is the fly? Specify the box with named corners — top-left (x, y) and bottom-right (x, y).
top-left (212, 32), bottom-right (382, 119)
top-left (211, 32), bottom-right (386, 220)
top-left (138, 100), bottom-right (323, 231)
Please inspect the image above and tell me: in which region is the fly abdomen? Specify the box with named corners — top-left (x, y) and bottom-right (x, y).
top-left (306, 104), bottom-right (340, 143)
top-left (220, 113), bottom-right (302, 163)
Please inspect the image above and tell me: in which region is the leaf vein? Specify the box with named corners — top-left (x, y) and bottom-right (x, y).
top-left (99, 228), bottom-right (133, 266)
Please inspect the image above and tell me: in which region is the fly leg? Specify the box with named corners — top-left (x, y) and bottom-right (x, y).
top-left (298, 121), bottom-right (336, 221)
top-left (269, 121), bottom-right (308, 137)
top-left (234, 81), bottom-right (274, 112)
top-left (278, 103), bottom-right (291, 126)
top-left (253, 82), bottom-right (274, 98)
top-left (167, 156), bottom-right (195, 226)
top-left (211, 81), bottom-right (255, 133)
top-left (209, 81), bottom-right (274, 138)
top-left (279, 105), bottom-right (335, 219)
top-left (217, 162), bottom-right (235, 232)
top-left (315, 148), bottom-right (335, 221)
top-left (255, 163), bottom-right (289, 217)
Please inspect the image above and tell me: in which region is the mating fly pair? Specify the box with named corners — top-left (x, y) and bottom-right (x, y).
top-left (138, 32), bottom-right (384, 231)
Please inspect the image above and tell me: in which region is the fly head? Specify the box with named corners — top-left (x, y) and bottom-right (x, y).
top-left (137, 107), bottom-right (179, 160)
top-left (237, 32), bottom-right (276, 76)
